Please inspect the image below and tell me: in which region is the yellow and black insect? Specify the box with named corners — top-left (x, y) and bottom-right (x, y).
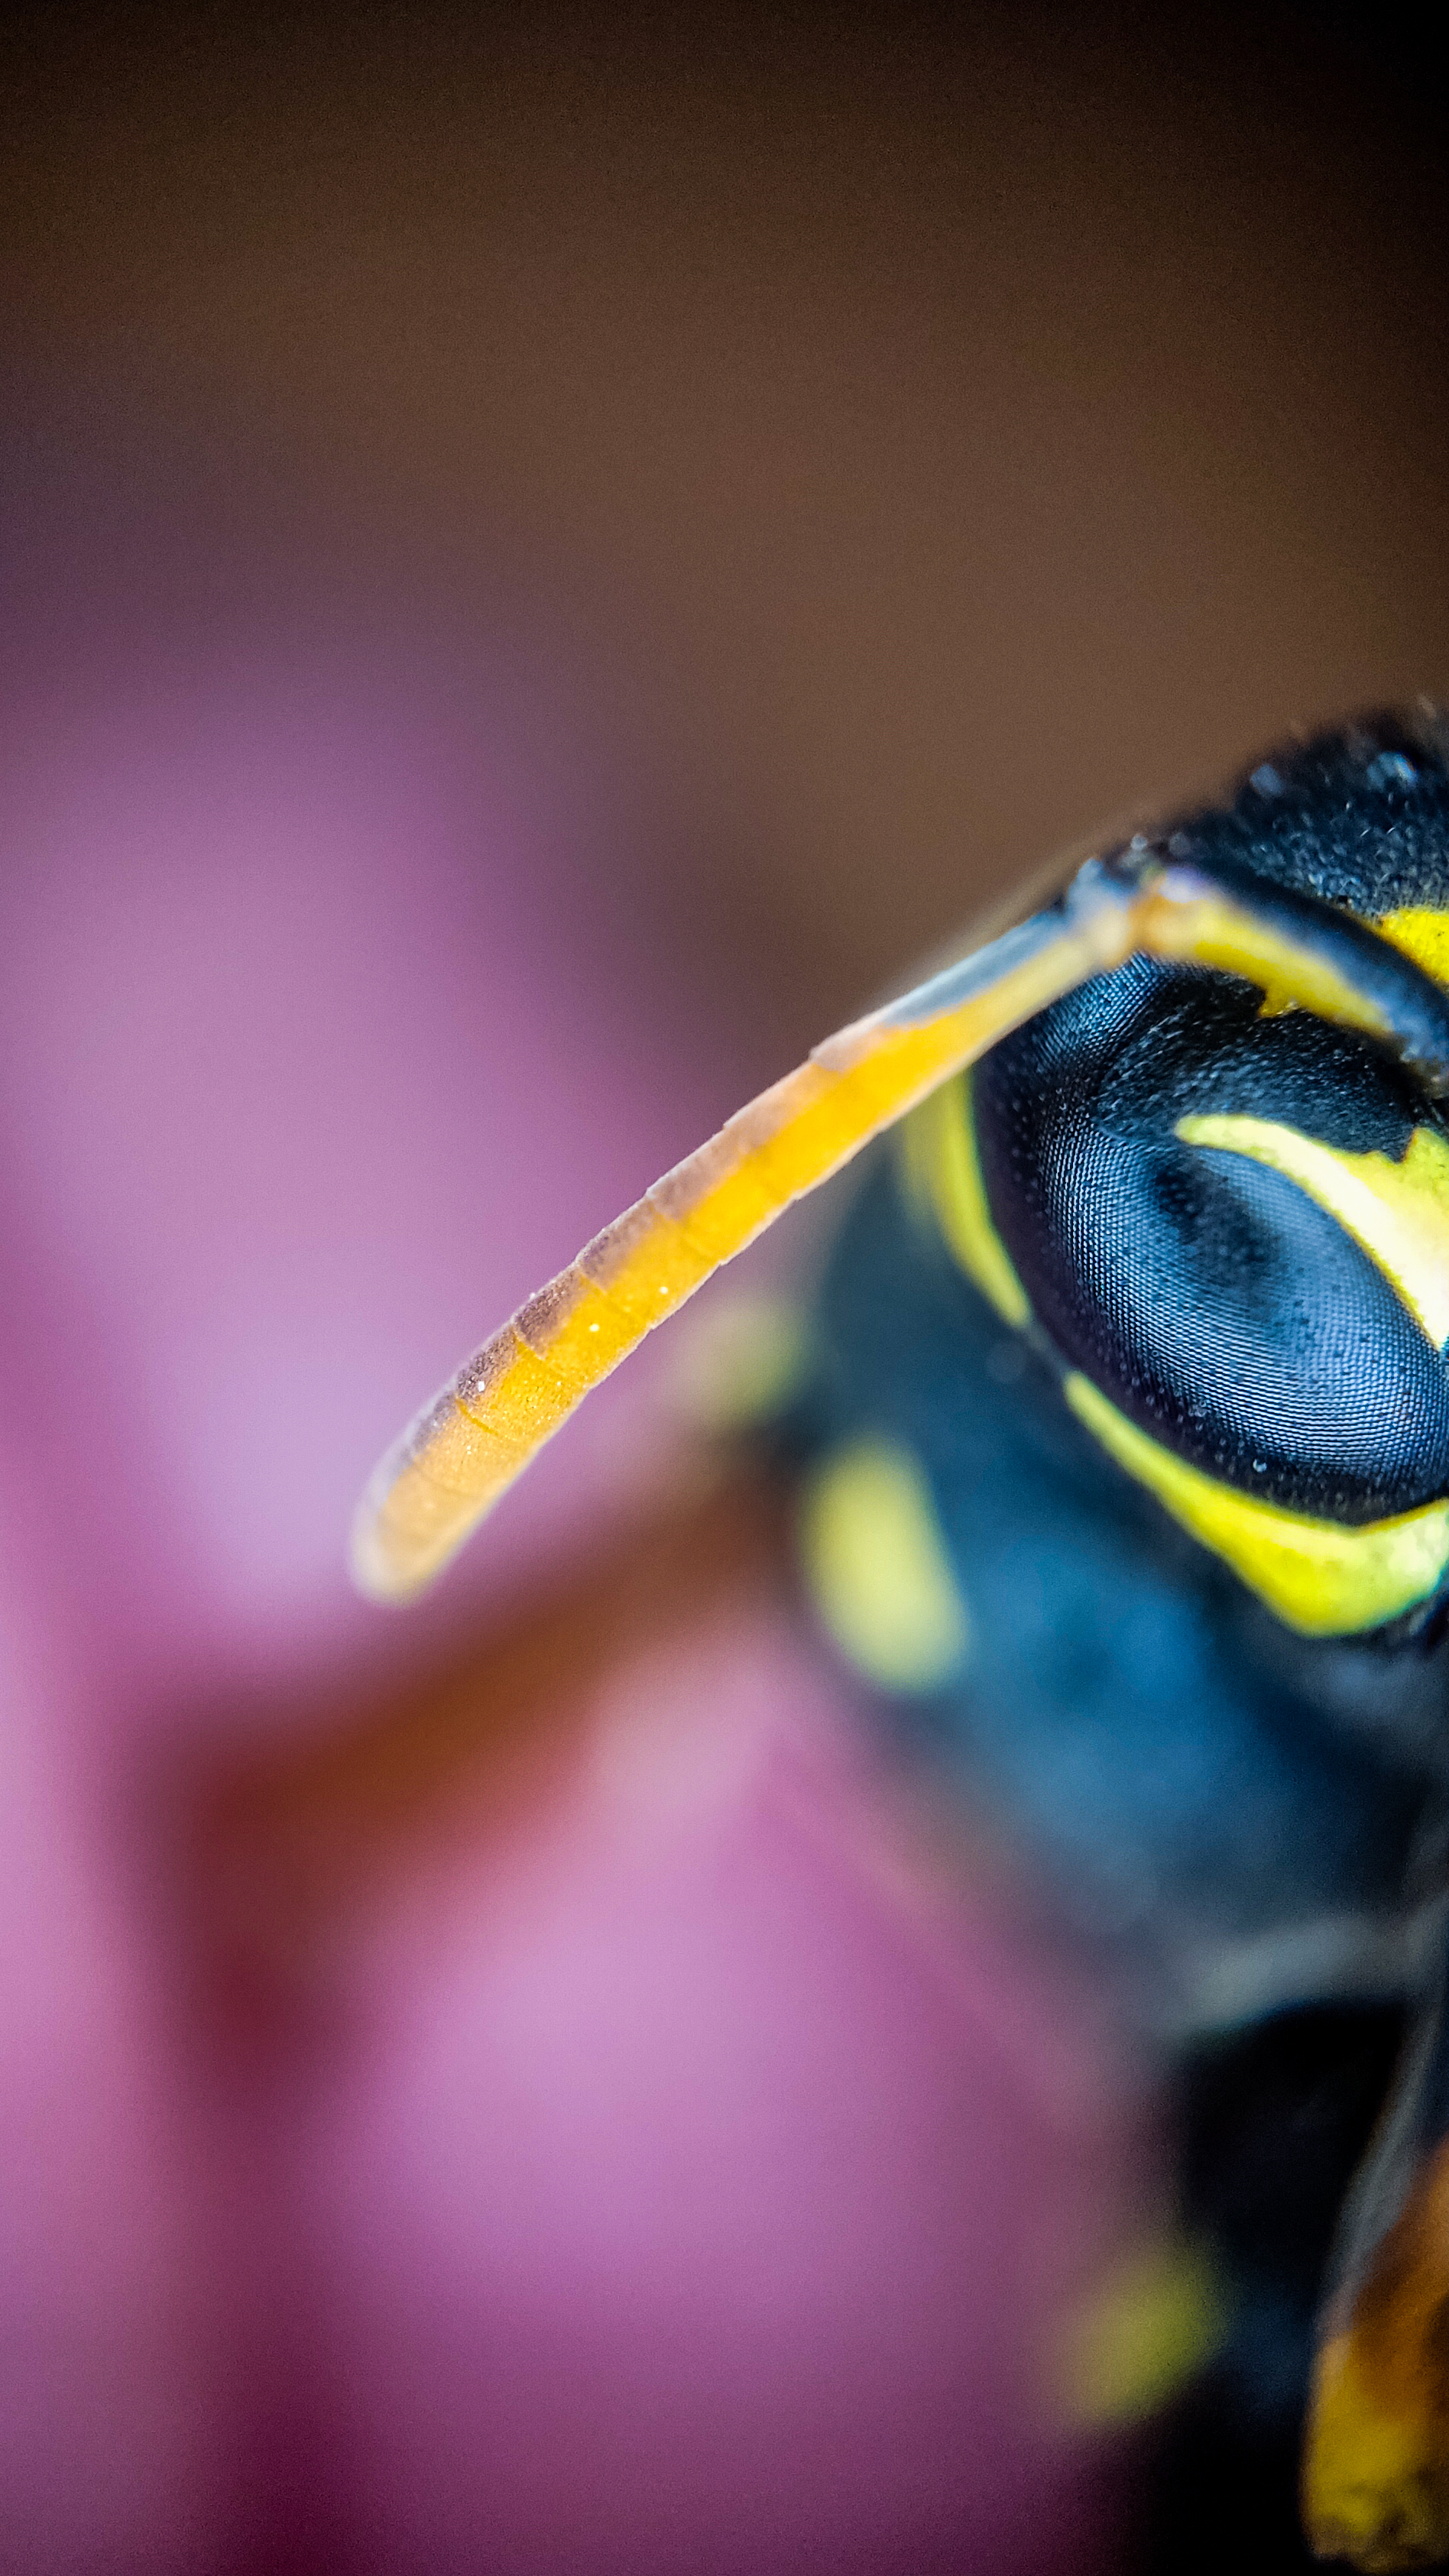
top-left (354, 708), bottom-right (1449, 2573)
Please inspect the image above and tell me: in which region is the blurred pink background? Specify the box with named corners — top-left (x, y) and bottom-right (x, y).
top-left (1, 8), bottom-right (1444, 2568)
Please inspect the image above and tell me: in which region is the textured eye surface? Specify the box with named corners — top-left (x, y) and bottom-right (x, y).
top-left (974, 962), bottom-right (1449, 1522)
top-left (964, 714), bottom-right (1449, 1538)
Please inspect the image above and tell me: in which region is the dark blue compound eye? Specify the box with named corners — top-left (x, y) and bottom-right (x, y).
top-left (972, 713), bottom-right (1449, 1531)
top-left (974, 960), bottom-right (1449, 1523)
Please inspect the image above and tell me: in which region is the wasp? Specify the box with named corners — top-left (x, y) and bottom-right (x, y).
top-left (354, 707), bottom-right (1449, 2572)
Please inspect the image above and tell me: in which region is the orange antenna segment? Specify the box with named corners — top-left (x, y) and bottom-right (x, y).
top-left (351, 857), bottom-right (1403, 1602)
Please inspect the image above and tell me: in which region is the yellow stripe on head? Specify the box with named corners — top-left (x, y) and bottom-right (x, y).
top-left (902, 1074), bottom-right (1031, 1328)
top-left (1064, 1373), bottom-right (1449, 1637)
top-left (1135, 881), bottom-right (1401, 1045)
top-left (1177, 1116), bottom-right (1449, 1349)
top-left (1377, 906), bottom-right (1449, 993)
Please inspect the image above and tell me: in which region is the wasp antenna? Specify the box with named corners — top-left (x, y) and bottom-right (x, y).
top-left (351, 885), bottom-right (1139, 1600)
top-left (352, 841), bottom-right (1449, 1602)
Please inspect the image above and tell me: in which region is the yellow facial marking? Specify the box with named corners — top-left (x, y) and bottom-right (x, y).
top-left (1255, 987), bottom-right (1302, 1020)
top-left (1177, 1116), bottom-right (1449, 1348)
top-left (799, 1439), bottom-right (971, 1692)
top-left (1377, 906), bottom-right (1449, 993)
top-left (902, 1074), bottom-right (1031, 1327)
top-left (1055, 2237), bottom-right (1227, 2429)
top-left (1064, 1374), bottom-right (1449, 1636)
top-left (1305, 2140), bottom-right (1449, 2574)
top-left (1137, 883), bottom-right (1398, 1050)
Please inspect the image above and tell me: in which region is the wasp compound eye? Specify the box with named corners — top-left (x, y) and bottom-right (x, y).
top-left (929, 717), bottom-right (1449, 1641)
top-left (973, 961), bottom-right (1449, 1528)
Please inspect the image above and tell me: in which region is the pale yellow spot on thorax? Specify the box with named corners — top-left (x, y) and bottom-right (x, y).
top-left (1176, 1113), bottom-right (1449, 1347)
top-left (799, 1439), bottom-right (971, 1692)
top-left (1055, 2238), bottom-right (1227, 2429)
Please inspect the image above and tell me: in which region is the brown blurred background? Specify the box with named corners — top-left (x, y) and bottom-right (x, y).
top-left (4, 1), bottom-right (1445, 1058)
